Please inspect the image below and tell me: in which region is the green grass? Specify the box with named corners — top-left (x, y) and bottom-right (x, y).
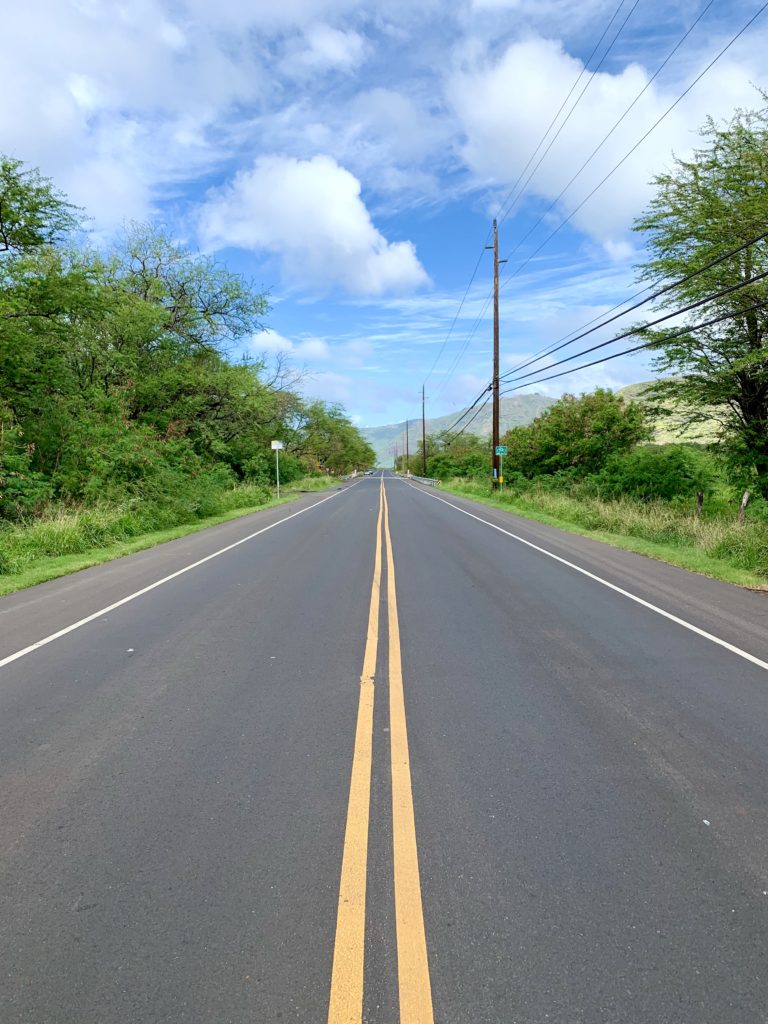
top-left (439, 479), bottom-right (768, 589)
top-left (0, 477), bottom-right (338, 596)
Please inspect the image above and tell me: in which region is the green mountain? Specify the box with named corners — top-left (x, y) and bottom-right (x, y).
top-left (363, 382), bottom-right (724, 467)
top-left (361, 393), bottom-right (553, 467)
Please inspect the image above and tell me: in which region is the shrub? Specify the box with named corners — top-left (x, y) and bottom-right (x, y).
top-left (593, 444), bottom-right (717, 502)
top-left (0, 412), bottom-right (52, 520)
top-left (503, 389), bottom-right (650, 479)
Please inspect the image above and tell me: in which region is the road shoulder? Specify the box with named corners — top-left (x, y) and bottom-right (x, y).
top-left (405, 478), bottom-right (768, 666)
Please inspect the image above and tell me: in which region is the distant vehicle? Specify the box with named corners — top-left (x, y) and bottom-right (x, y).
top-left (364, 469), bottom-right (374, 475)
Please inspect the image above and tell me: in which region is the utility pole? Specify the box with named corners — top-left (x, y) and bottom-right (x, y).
top-left (421, 385), bottom-right (427, 478)
top-left (405, 419), bottom-right (410, 477)
top-left (485, 219), bottom-right (506, 489)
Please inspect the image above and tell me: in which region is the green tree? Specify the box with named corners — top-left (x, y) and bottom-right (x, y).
top-left (503, 389), bottom-right (649, 478)
top-left (421, 432), bottom-right (489, 479)
top-left (287, 401), bottom-right (375, 474)
top-left (0, 158), bottom-right (374, 525)
top-left (0, 156), bottom-right (80, 255)
top-left (114, 224), bottom-right (269, 356)
top-left (633, 106), bottom-right (768, 494)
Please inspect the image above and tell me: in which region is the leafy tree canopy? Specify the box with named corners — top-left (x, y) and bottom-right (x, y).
top-left (0, 159), bottom-right (375, 520)
top-left (502, 389), bottom-right (649, 479)
top-left (0, 156), bottom-right (80, 256)
top-left (633, 104), bottom-right (768, 494)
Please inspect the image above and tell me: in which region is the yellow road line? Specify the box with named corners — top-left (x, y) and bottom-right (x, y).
top-left (327, 477), bottom-right (384, 1024)
top-left (382, 483), bottom-right (435, 1024)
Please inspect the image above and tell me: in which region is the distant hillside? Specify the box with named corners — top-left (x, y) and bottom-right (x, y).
top-left (618, 382), bottom-right (721, 444)
top-left (361, 393), bottom-right (552, 466)
top-left (363, 383), bottom-right (724, 466)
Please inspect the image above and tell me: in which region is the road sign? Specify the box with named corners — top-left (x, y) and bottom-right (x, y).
top-left (271, 441), bottom-right (284, 498)
top-left (495, 445), bottom-right (508, 456)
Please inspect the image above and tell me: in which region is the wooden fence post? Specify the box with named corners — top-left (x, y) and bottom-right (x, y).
top-left (738, 490), bottom-right (750, 524)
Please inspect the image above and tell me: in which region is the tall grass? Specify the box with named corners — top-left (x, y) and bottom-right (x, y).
top-left (447, 480), bottom-right (768, 579)
top-left (0, 481), bottom-right (284, 576)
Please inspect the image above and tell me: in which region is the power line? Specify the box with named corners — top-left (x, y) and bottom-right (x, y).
top-left (442, 383), bottom-right (493, 436)
top-left (428, 0), bottom-right (638, 395)
top-left (496, 0), bottom-right (639, 229)
top-left (422, 246), bottom-right (486, 389)
top-left (447, 393), bottom-right (493, 442)
top-left (501, 268), bottom-right (768, 387)
top-left (501, 0), bottom-right (716, 266)
top-left (501, 230), bottom-right (768, 382)
top-left (500, 297), bottom-right (768, 395)
top-left (432, 284), bottom-right (495, 397)
top-left (499, 2), bottom-right (768, 293)
top-left (426, 2), bottom-right (768, 419)
top-left (447, 263), bottom-right (768, 422)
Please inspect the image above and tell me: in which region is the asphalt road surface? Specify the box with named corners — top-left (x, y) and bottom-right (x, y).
top-left (1, 473), bottom-right (767, 1023)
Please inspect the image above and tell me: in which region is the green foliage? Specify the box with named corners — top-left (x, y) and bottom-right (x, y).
top-left (0, 158), bottom-right (375, 561)
top-left (633, 105), bottom-right (768, 494)
top-left (397, 431), bottom-right (489, 479)
top-left (0, 482), bottom-right (273, 577)
top-left (0, 408), bottom-right (51, 518)
top-left (424, 433), bottom-right (489, 479)
top-left (0, 156), bottom-right (80, 255)
top-left (443, 479), bottom-right (768, 583)
top-left (287, 401), bottom-right (375, 474)
top-left (594, 444), bottom-right (717, 502)
top-left (502, 389), bottom-right (650, 478)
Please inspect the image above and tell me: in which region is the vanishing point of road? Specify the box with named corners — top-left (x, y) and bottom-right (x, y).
top-left (1, 473), bottom-right (767, 1023)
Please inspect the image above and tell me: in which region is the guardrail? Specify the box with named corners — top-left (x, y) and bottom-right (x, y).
top-left (410, 475), bottom-right (441, 487)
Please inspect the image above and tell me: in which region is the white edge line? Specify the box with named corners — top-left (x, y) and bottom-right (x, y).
top-left (0, 485), bottom-right (354, 670)
top-left (408, 482), bottom-right (768, 674)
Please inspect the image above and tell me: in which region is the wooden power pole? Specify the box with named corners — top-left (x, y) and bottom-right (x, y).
top-left (421, 386), bottom-right (427, 477)
top-left (486, 219), bottom-right (506, 488)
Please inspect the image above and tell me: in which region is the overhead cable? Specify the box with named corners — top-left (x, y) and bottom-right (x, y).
top-left (500, 297), bottom-right (768, 395)
top-left (502, 229), bottom-right (768, 380)
top-left (496, 0), bottom-right (640, 228)
top-left (499, 2), bottom-right (768, 293)
top-left (501, 0), bottom-right (716, 264)
top-left (501, 247), bottom-right (768, 384)
top-left (429, 0), bottom-right (638, 394)
top-left (441, 383), bottom-right (494, 435)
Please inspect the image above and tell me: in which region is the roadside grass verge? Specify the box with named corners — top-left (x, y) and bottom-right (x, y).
top-left (0, 477), bottom-right (339, 596)
top-left (438, 479), bottom-right (768, 589)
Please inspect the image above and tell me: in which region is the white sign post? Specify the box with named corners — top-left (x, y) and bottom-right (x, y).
top-left (271, 440), bottom-right (284, 498)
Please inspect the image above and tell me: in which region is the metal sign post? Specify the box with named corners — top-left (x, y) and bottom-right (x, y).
top-left (495, 445), bottom-right (508, 492)
top-left (271, 440), bottom-right (284, 498)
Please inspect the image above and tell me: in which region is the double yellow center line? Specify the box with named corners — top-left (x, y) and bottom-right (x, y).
top-left (327, 476), bottom-right (434, 1024)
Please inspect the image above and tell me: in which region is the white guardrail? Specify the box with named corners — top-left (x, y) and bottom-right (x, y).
top-left (409, 475), bottom-right (441, 487)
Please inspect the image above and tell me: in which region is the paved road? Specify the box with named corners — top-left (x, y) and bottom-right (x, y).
top-left (1, 474), bottom-right (767, 1023)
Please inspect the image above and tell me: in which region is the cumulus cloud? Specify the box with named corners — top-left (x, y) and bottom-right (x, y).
top-left (198, 154), bottom-right (429, 295)
top-left (449, 32), bottom-right (767, 252)
top-left (296, 24), bottom-right (369, 72)
top-left (1, 1), bottom-right (265, 226)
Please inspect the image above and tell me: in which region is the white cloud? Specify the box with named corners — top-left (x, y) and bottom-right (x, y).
top-left (0, 1), bottom-right (267, 226)
top-left (251, 329), bottom-right (296, 353)
top-left (182, 0), bottom-right (364, 32)
top-left (296, 337), bottom-right (333, 360)
top-left (449, 31), bottom-right (768, 253)
top-left (198, 154), bottom-right (429, 295)
top-left (298, 24), bottom-right (368, 72)
top-left (301, 370), bottom-right (358, 404)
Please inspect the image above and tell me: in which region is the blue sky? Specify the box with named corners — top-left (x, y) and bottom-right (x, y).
top-left (4, 0), bottom-right (767, 425)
